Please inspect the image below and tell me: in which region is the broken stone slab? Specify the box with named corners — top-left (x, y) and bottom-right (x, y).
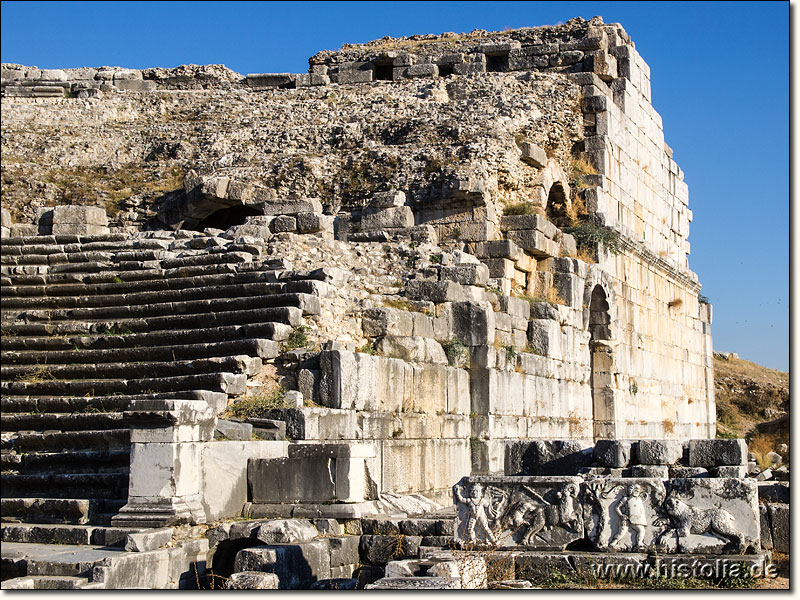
top-left (505, 440), bottom-right (593, 476)
top-left (453, 476), bottom-right (584, 550)
top-left (124, 527), bottom-right (174, 552)
top-left (759, 504), bottom-right (773, 550)
top-left (255, 519), bottom-right (318, 544)
top-left (214, 419), bottom-right (253, 441)
top-left (225, 571), bottom-right (280, 589)
top-left (668, 467), bottom-right (709, 478)
top-left (689, 439), bottom-right (747, 467)
top-left (520, 142), bottom-right (547, 168)
top-left (312, 518), bottom-right (343, 537)
top-left (246, 418), bottom-right (286, 440)
top-left (365, 576), bottom-right (460, 589)
top-left (594, 440), bottom-right (635, 468)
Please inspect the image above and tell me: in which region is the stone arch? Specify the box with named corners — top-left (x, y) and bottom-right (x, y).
top-left (545, 182), bottom-right (571, 228)
top-left (583, 275), bottom-right (617, 440)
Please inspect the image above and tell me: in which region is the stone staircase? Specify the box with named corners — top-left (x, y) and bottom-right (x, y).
top-left (0, 230), bottom-right (325, 536)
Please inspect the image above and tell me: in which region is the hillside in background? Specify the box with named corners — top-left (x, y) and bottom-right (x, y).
top-left (714, 353), bottom-right (789, 460)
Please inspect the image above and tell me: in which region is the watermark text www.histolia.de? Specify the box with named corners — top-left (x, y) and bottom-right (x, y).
top-left (591, 558), bottom-right (778, 580)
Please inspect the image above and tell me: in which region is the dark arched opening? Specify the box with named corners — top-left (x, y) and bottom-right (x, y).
top-left (588, 285), bottom-right (615, 440)
top-left (545, 183), bottom-right (571, 228)
top-left (195, 204), bottom-right (262, 232)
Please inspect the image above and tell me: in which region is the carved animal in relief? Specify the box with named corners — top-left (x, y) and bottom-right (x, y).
top-left (660, 496), bottom-right (743, 552)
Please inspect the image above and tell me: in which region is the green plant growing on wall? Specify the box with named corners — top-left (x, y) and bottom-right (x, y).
top-left (564, 221), bottom-right (621, 255)
top-left (443, 338), bottom-right (468, 367)
top-left (282, 325), bottom-right (310, 351)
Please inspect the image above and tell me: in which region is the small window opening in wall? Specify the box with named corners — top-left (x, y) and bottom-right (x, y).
top-left (486, 53), bottom-right (508, 72)
top-left (438, 64), bottom-right (454, 77)
top-left (374, 63), bottom-right (394, 81)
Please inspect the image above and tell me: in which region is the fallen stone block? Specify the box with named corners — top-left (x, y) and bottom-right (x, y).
top-left (234, 540), bottom-right (331, 589)
top-left (520, 142), bottom-right (547, 168)
top-left (226, 571), bottom-right (280, 589)
top-left (505, 440), bottom-right (593, 476)
top-left (689, 439), bottom-right (747, 467)
top-left (214, 419), bottom-right (252, 441)
top-left (255, 519), bottom-right (318, 544)
top-left (453, 476), bottom-right (584, 549)
top-left (296, 212), bottom-right (334, 233)
top-left (637, 440), bottom-right (684, 465)
top-left (124, 527), bottom-right (173, 552)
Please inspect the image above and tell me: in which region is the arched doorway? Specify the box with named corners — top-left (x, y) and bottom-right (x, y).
top-left (545, 182), bottom-right (571, 228)
top-left (195, 204), bottom-right (263, 232)
top-left (588, 284), bottom-right (616, 440)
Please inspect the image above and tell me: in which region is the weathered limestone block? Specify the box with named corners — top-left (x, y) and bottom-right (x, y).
top-left (584, 477), bottom-right (668, 552)
top-left (520, 142), bottom-right (547, 168)
top-left (630, 465), bottom-right (669, 478)
top-left (295, 73), bottom-right (330, 87)
top-left (226, 572), bottom-right (280, 589)
top-left (361, 206), bottom-right (414, 230)
top-left (526, 319), bottom-right (562, 358)
top-left (500, 213), bottom-right (557, 237)
top-left (473, 239), bottom-right (525, 261)
top-left (270, 215), bottom-right (297, 233)
top-left (248, 443), bottom-right (375, 503)
top-left (451, 301), bottom-right (495, 346)
top-left (360, 535), bottom-right (422, 564)
top-left (506, 229), bottom-right (559, 258)
top-left (296, 212), bottom-right (334, 233)
top-left (453, 476), bottom-right (584, 549)
top-left (716, 465), bottom-right (748, 478)
top-left (370, 190), bottom-right (406, 208)
top-left (767, 503), bottom-right (789, 553)
top-left (215, 419), bottom-right (252, 441)
top-left (375, 335), bottom-right (447, 364)
top-left (485, 258), bottom-right (515, 279)
top-left (51, 205), bottom-right (109, 236)
top-left (362, 307), bottom-right (414, 337)
top-left (669, 467), bottom-right (709, 479)
top-left (594, 440), bottom-right (634, 468)
top-left (246, 73), bottom-right (296, 88)
top-left (261, 198), bottom-right (323, 216)
top-left (689, 439), bottom-right (747, 467)
top-left (440, 263), bottom-right (489, 286)
top-left (234, 540), bottom-right (331, 589)
top-left (637, 440), bottom-right (684, 465)
top-left (332, 61), bottom-right (374, 83)
top-left (505, 440), bottom-right (593, 476)
top-left (124, 527), bottom-right (174, 552)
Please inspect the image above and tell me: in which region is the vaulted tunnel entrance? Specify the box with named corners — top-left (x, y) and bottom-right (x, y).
top-left (194, 204), bottom-right (263, 232)
top-left (589, 284), bottom-right (616, 440)
top-left (546, 182), bottom-right (571, 228)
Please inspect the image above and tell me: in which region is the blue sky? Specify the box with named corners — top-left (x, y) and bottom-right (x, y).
top-left (1, 1), bottom-right (790, 371)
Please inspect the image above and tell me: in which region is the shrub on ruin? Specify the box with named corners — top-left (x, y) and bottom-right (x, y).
top-left (226, 386), bottom-right (288, 418)
top-left (282, 325), bottom-right (310, 351)
top-left (563, 221), bottom-right (621, 255)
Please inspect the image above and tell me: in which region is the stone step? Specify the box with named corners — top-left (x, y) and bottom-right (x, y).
top-left (2, 261), bottom-right (261, 288)
top-left (2, 448), bottom-right (130, 474)
top-left (2, 354), bottom-right (261, 382)
top-left (2, 322), bottom-right (292, 352)
top-left (1, 292), bottom-right (320, 323)
top-left (1, 412), bottom-right (128, 432)
top-left (0, 249), bottom-right (173, 267)
top-left (1, 540), bottom-right (128, 580)
top-left (0, 306), bottom-right (303, 336)
top-left (1, 371), bottom-right (246, 397)
top-left (0, 239), bottom-right (167, 256)
top-left (0, 575), bottom-right (96, 589)
top-left (3, 429), bottom-right (130, 453)
top-left (1, 278), bottom-right (323, 309)
top-left (3, 338), bottom-right (280, 366)
top-left (0, 233), bottom-right (130, 246)
top-left (1, 391), bottom-right (225, 414)
top-left (1, 472), bottom-right (129, 499)
top-left (0, 523), bottom-right (145, 546)
top-left (1, 498), bottom-right (126, 525)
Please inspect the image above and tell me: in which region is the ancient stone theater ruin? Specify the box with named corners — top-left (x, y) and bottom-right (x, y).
top-left (1, 16), bottom-right (774, 591)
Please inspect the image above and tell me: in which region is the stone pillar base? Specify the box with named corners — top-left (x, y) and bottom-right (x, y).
top-left (112, 495), bottom-right (206, 528)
